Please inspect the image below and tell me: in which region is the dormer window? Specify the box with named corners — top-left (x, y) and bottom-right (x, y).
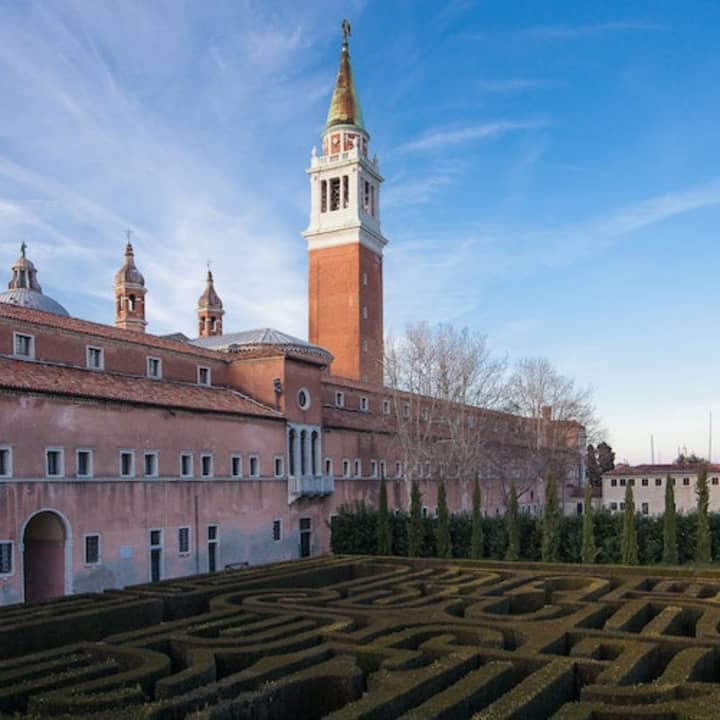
top-left (146, 357), bottom-right (162, 379)
top-left (86, 346), bottom-right (104, 370)
top-left (13, 332), bottom-right (34, 359)
top-left (197, 366), bottom-right (211, 386)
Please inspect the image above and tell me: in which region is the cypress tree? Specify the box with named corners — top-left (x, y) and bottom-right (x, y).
top-left (581, 483), bottom-right (597, 564)
top-left (505, 484), bottom-right (520, 561)
top-left (696, 470), bottom-right (711, 563)
top-left (408, 481), bottom-right (423, 557)
top-left (435, 480), bottom-right (452, 558)
top-left (621, 484), bottom-right (638, 565)
top-left (377, 474), bottom-right (392, 555)
top-left (471, 475), bottom-right (484, 559)
top-left (541, 472), bottom-right (560, 562)
top-left (662, 476), bottom-right (678, 564)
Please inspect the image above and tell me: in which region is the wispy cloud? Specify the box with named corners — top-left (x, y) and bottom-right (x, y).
top-left (397, 120), bottom-right (548, 153)
top-left (518, 21), bottom-right (663, 40)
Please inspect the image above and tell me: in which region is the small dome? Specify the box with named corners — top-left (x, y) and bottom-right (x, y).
top-left (114, 242), bottom-right (145, 287)
top-left (198, 270), bottom-right (223, 311)
top-left (0, 288), bottom-right (69, 316)
top-left (0, 243), bottom-right (69, 316)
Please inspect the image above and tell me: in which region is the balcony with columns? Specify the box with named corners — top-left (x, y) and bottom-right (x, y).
top-left (287, 424), bottom-right (334, 503)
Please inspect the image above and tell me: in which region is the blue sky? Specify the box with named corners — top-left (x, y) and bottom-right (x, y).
top-left (1, 1), bottom-right (719, 465)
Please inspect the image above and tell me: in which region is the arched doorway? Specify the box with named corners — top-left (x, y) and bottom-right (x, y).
top-left (22, 510), bottom-right (69, 602)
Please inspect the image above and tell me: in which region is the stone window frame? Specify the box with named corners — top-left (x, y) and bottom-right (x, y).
top-left (273, 455), bottom-right (285, 478)
top-left (324, 457), bottom-right (333, 476)
top-left (86, 345), bottom-right (104, 371)
top-left (119, 449), bottom-right (135, 478)
top-left (83, 533), bottom-right (101, 566)
top-left (12, 331), bottom-right (35, 360)
top-left (370, 460), bottom-right (378, 478)
top-left (383, 399), bottom-right (391, 415)
top-left (146, 356), bottom-right (162, 380)
top-left (45, 447), bottom-right (65, 478)
top-left (248, 454), bottom-right (260, 478)
top-left (354, 458), bottom-right (362, 478)
top-left (177, 526), bottom-right (191, 556)
top-left (143, 451), bottom-right (159, 478)
top-left (272, 519), bottom-right (282, 542)
top-left (359, 396), bottom-right (369, 412)
top-left (0, 445), bottom-right (12, 479)
top-left (297, 388), bottom-right (311, 411)
top-left (197, 366), bottom-right (212, 387)
top-left (179, 452), bottom-right (194, 479)
top-left (230, 454), bottom-right (243, 479)
top-left (200, 453), bottom-right (214, 479)
top-left (342, 459), bottom-right (351, 478)
top-left (75, 448), bottom-right (93, 479)
top-left (335, 391), bottom-right (345, 408)
top-left (0, 541), bottom-right (14, 576)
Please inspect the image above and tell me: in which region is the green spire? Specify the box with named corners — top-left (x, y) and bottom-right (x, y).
top-left (325, 22), bottom-right (366, 133)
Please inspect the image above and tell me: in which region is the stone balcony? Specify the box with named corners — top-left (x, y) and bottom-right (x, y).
top-left (288, 474), bottom-right (335, 503)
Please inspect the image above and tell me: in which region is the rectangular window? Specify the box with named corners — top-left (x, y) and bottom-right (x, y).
top-left (200, 454), bottom-right (213, 478)
top-left (149, 529), bottom-right (163, 582)
top-left (76, 449), bottom-right (93, 478)
top-left (231, 454), bottom-right (242, 478)
top-left (45, 448), bottom-right (64, 478)
top-left (146, 357), bottom-right (162, 379)
top-left (619, 478), bottom-right (626, 487)
top-left (354, 459), bottom-right (362, 478)
top-left (321, 180), bottom-right (327, 213)
top-left (342, 174), bottom-right (349, 208)
top-left (324, 457), bottom-right (333, 476)
top-left (395, 461), bottom-right (402, 478)
top-left (207, 525), bottom-right (219, 572)
top-left (683, 477), bottom-right (690, 486)
top-left (383, 399), bottom-right (391, 415)
top-left (610, 502), bottom-right (618, 511)
top-left (379, 460), bottom-right (386, 479)
top-left (713, 477), bottom-right (719, 486)
top-left (335, 391), bottom-right (345, 408)
top-left (120, 450), bottom-right (135, 478)
top-left (641, 478), bottom-right (648, 486)
top-left (13, 332), bottom-right (34, 359)
top-left (197, 366), bottom-right (211, 386)
top-left (273, 519), bottom-right (282, 542)
top-left (610, 478), bottom-right (617, 487)
top-left (0, 542), bottom-right (12, 575)
top-left (641, 502), bottom-right (649, 516)
top-left (144, 451), bottom-right (159, 478)
top-left (363, 180), bottom-right (370, 213)
top-left (84, 534), bottom-right (101, 565)
top-left (274, 455), bottom-right (284, 478)
top-left (655, 477), bottom-right (662, 486)
top-left (178, 527), bottom-right (191, 555)
top-left (360, 396), bottom-right (368, 412)
top-left (0, 447), bottom-right (12, 478)
top-left (330, 177), bottom-right (341, 211)
top-left (249, 455), bottom-right (259, 478)
top-left (342, 459), bottom-right (350, 478)
top-left (370, 460), bottom-right (378, 478)
top-left (180, 453), bottom-right (193, 478)
top-left (86, 346), bottom-right (104, 370)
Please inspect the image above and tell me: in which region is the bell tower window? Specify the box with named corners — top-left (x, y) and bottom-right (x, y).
top-left (128, 295), bottom-right (136, 312)
top-left (330, 177), bottom-right (341, 211)
top-left (321, 180), bottom-right (327, 213)
top-left (343, 175), bottom-right (349, 208)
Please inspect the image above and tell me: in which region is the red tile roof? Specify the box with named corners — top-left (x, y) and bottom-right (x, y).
top-left (0, 304), bottom-right (222, 361)
top-left (606, 463), bottom-right (720, 475)
top-left (0, 357), bottom-right (281, 418)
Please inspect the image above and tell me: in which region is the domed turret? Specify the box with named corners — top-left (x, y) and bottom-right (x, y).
top-left (114, 235), bottom-right (147, 332)
top-left (197, 268), bottom-right (224, 337)
top-left (0, 242), bottom-right (70, 316)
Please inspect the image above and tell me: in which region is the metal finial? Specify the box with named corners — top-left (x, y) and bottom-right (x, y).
top-left (20, 241), bottom-right (27, 258)
top-left (342, 19), bottom-right (351, 45)
top-left (125, 229), bottom-right (134, 244)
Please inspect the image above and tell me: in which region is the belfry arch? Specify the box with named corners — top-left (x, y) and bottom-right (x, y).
top-left (21, 508), bottom-right (73, 602)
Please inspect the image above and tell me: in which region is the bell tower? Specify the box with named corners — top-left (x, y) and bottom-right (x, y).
top-left (114, 233), bottom-right (147, 332)
top-left (197, 268), bottom-right (224, 337)
top-left (303, 21), bottom-right (387, 385)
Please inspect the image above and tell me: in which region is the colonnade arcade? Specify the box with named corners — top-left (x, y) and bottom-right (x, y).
top-left (287, 424), bottom-right (323, 478)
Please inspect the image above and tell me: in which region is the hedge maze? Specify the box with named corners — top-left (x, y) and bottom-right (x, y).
top-left (3, 557), bottom-right (720, 718)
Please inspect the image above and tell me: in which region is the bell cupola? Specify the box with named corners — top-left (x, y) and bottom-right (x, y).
top-left (197, 268), bottom-right (224, 337)
top-left (114, 234), bottom-right (147, 332)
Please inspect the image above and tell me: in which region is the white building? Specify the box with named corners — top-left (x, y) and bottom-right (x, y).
top-left (602, 464), bottom-right (720, 517)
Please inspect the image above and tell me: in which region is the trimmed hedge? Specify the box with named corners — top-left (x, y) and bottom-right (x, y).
top-left (331, 503), bottom-right (720, 566)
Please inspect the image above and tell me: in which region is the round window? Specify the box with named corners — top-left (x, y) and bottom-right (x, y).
top-left (297, 388), bottom-right (311, 410)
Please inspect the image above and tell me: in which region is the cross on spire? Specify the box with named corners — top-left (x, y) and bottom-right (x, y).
top-left (342, 19), bottom-right (351, 45)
